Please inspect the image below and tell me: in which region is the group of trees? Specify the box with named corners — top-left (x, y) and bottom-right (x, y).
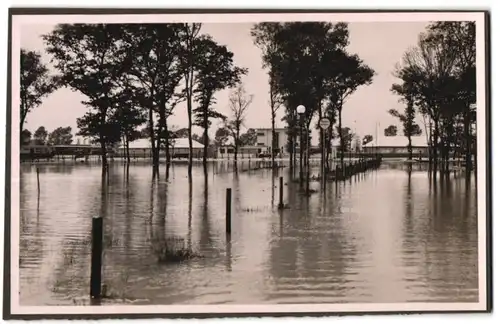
top-left (214, 126), bottom-right (257, 150)
top-left (390, 22), bottom-right (476, 171)
top-left (22, 23), bottom-right (252, 178)
top-left (21, 126), bottom-right (73, 146)
top-left (251, 22), bottom-right (375, 169)
top-left (21, 21), bottom-right (476, 176)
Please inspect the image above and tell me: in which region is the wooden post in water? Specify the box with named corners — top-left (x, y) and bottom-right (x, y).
top-left (226, 188), bottom-right (232, 234)
top-left (278, 176), bottom-right (284, 209)
top-left (36, 167), bottom-right (40, 194)
top-left (90, 216), bottom-right (103, 299)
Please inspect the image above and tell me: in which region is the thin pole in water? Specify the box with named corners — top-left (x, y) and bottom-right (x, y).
top-left (90, 216), bottom-right (104, 299)
top-left (36, 167), bottom-right (40, 194)
top-left (226, 188), bottom-right (232, 234)
top-left (278, 176), bottom-right (284, 209)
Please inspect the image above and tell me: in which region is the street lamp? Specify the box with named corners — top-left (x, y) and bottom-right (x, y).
top-left (296, 105), bottom-right (305, 186)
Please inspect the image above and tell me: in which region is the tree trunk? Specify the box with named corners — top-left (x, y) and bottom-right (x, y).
top-left (99, 137), bottom-right (107, 177)
top-left (432, 119), bottom-right (440, 174)
top-left (99, 110), bottom-right (108, 176)
top-left (155, 127), bottom-right (163, 171)
top-left (203, 107), bottom-right (209, 172)
top-left (298, 115), bottom-right (304, 186)
top-left (187, 94), bottom-right (193, 177)
top-left (126, 137), bottom-right (130, 165)
top-left (408, 136), bottom-right (412, 161)
top-left (305, 119), bottom-right (311, 194)
top-left (233, 127), bottom-right (240, 163)
top-left (427, 119), bottom-right (433, 168)
top-left (156, 97), bottom-right (167, 173)
top-left (165, 123), bottom-right (171, 180)
top-left (318, 104), bottom-right (325, 178)
top-left (338, 105), bottom-right (344, 166)
top-left (271, 114), bottom-right (276, 169)
top-left (464, 110), bottom-right (472, 172)
top-left (148, 100), bottom-right (159, 176)
top-left (288, 129), bottom-right (294, 171)
top-left (326, 125), bottom-right (334, 171)
top-left (203, 112), bottom-right (209, 176)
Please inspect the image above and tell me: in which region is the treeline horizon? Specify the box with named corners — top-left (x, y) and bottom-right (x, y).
top-left (20, 20), bottom-right (477, 179)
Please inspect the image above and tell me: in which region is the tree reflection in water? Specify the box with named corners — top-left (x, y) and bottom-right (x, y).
top-left (18, 162), bottom-right (479, 305)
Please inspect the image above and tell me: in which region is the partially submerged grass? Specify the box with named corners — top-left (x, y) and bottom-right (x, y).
top-left (151, 236), bottom-right (202, 264)
top-left (240, 206), bottom-right (269, 213)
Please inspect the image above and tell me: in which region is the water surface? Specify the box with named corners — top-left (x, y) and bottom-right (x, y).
top-left (19, 162), bottom-right (478, 305)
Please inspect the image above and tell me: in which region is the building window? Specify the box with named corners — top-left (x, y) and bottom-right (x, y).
top-left (257, 132), bottom-right (265, 137)
top-left (219, 148), bottom-right (225, 154)
top-left (227, 148), bottom-right (234, 154)
top-left (257, 142), bottom-right (265, 146)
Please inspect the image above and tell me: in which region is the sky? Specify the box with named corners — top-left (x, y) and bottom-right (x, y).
top-left (20, 21), bottom-right (429, 144)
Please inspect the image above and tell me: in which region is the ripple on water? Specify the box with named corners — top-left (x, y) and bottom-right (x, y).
top-left (18, 163), bottom-right (479, 305)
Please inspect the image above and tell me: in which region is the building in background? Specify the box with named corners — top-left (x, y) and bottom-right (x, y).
top-left (116, 137), bottom-right (205, 159)
top-left (362, 135), bottom-right (429, 158)
top-left (255, 128), bottom-right (289, 155)
top-left (169, 138), bottom-right (205, 158)
top-left (216, 145), bottom-right (264, 159)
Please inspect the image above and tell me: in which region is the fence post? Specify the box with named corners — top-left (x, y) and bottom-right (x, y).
top-left (226, 188), bottom-right (232, 234)
top-left (90, 216), bottom-right (104, 299)
top-left (278, 176), bottom-right (284, 209)
top-left (36, 167), bottom-right (40, 193)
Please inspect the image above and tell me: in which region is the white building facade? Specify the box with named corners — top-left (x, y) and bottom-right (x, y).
top-left (255, 128), bottom-right (289, 155)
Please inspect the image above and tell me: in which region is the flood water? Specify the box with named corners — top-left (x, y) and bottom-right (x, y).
top-left (18, 161), bottom-right (478, 305)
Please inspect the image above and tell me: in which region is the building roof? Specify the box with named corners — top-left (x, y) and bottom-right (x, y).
top-left (127, 138), bottom-right (150, 149)
top-left (363, 135), bottom-right (428, 148)
top-left (125, 137), bottom-right (204, 149)
top-left (254, 128), bottom-right (288, 132)
top-left (172, 137), bottom-right (204, 149)
top-left (52, 144), bottom-right (98, 148)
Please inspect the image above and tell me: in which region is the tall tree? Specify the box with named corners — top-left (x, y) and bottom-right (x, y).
top-left (20, 49), bottom-right (58, 131)
top-left (251, 22), bottom-right (373, 171)
top-left (323, 93), bottom-right (339, 168)
top-left (180, 23), bottom-right (202, 180)
top-left (227, 84), bottom-right (253, 162)
top-left (110, 84), bottom-right (146, 164)
top-left (384, 125), bottom-right (398, 136)
top-left (330, 53), bottom-right (375, 165)
top-left (33, 126), bottom-right (48, 145)
top-left (48, 126), bottom-right (73, 145)
top-left (389, 78), bottom-right (423, 160)
top-left (120, 24), bottom-right (185, 175)
top-left (193, 35), bottom-right (247, 172)
top-left (251, 24), bottom-right (283, 168)
top-left (44, 24), bottom-right (126, 172)
top-left (425, 22), bottom-right (476, 171)
top-left (397, 33), bottom-right (459, 172)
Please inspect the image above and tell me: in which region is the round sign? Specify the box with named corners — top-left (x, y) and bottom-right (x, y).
top-left (319, 118), bottom-right (330, 130)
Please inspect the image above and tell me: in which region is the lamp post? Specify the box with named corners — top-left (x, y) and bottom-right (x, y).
top-left (296, 105), bottom-right (305, 187)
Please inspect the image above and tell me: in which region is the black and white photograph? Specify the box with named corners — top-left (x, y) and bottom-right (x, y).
top-left (2, 8), bottom-right (491, 319)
